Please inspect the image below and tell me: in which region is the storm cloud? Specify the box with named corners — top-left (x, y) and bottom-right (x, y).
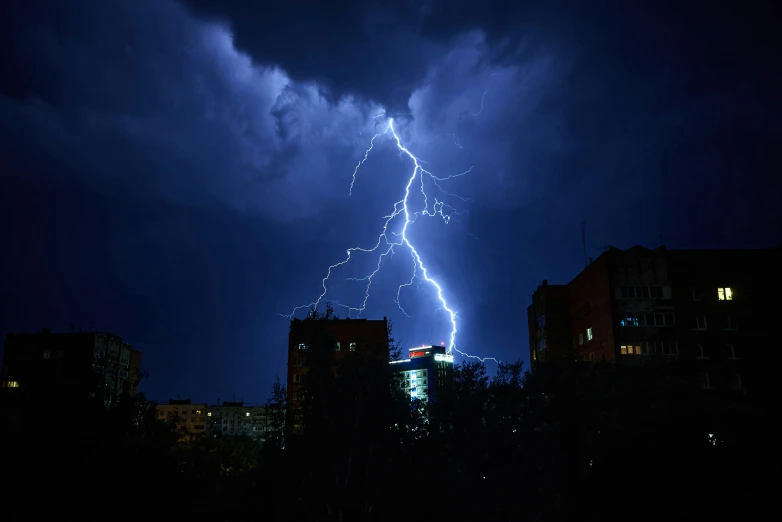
top-left (1, 0), bottom-right (779, 401)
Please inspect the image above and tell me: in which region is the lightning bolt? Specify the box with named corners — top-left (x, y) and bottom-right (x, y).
top-left (471, 87), bottom-right (488, 117)
top-left (285, 117), bottom-right (498, 364)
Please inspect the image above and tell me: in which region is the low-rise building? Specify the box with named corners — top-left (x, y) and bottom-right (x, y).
top-left (155, 399), bottom-right (207, 440)
top-left (206, 401), bottom-right (270, 442)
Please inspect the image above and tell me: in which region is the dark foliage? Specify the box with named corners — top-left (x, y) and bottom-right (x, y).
top-left (0, 346), bottom-right (768, 521)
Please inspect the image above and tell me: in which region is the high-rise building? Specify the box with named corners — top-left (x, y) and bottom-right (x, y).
top-left (287, 316), bottom-right (390, 432)
top-left (206, 401), bottom-right (270, 442)
top-left (389, 344), bottom-right (454, 404)
top-left (0, 329), bottom-right (142, 401)
top-left (155, 399), bottom-right (207, 440)
top-left (528, 245), bottom-right (780, 393)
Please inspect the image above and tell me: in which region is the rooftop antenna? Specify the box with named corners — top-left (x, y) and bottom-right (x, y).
top-left (581, 220), bottom-right (588, 268)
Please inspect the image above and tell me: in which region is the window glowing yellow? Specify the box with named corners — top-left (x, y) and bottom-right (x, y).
top-left (718, 287), bottom-right (733, 300)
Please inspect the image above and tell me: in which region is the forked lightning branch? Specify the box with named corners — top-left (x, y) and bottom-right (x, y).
top-left (285, 117), bottom-right (498, 364)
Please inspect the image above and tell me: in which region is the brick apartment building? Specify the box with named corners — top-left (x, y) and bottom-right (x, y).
top-left (287, 316), bottom-right (390, 432)
top-left (528, 245), bottom-right (780, 393)
top-left (0, 329), bottom-right (142, 401)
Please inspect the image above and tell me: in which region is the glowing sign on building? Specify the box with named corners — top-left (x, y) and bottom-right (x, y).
top-left (434, 353), bottom-right (454, 363)
top-left (410, 351), bottom-right (426, 358)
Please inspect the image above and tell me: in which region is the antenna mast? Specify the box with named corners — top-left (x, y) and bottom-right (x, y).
top-left (581, 220), bottom-right (587, 268)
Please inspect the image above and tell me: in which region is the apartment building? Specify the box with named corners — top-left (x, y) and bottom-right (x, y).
top-left (527, 281), bottom-right (570, 368)
top-left (206, 401), bottom-right (270, 442)
top-left (155, 399), bottom-right (208, 440)
top-left (287, 316), bottom-right (390, 432)
top-left (528, 245), bottom-right (780, 392)
top-left (0, 329), bottom-right (142, 401)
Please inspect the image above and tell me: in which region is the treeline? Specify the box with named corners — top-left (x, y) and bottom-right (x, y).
top-left (0, 322), bottom-right (768, 521)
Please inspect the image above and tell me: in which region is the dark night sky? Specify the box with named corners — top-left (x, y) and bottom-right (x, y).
top-left (1, 0), bottom-right (780, 403)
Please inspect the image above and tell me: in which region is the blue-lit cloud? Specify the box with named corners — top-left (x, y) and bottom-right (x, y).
top-left (2, 0), bottom-right (778, 402)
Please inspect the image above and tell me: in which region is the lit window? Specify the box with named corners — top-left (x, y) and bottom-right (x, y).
top-left (349, 342), bottom-right (357, 352)
top-left (717, 287), bottom-right (733, 300)
top-left (586, 328), bottom-right (593, 341)
top-left (298, 343), bottom-right (308, 350)
top-left (6, 381), bottom-right (20, 388)
top-left (246, 412), bottom-right (250, 417)
top-left (207, 412), bottom-right (212, 417)
top-left (334, 342), bottom-right (340, 351)
top-left (620, 345), bottom-right (640, 355)
top-left (620, 316), bottom-right (639, 327)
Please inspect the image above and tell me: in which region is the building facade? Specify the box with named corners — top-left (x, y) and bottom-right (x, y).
top-left (528, 245), bottom-right (780, 393)
top-left (390, 344), bottom-right (454, 403)
top-left (667, 248), bottom-right (777, 395)
top-left (206, 401), bottom-right (270, 443)
top-left (287, 316), bottom-right (390, 432)
top-left (155, 399), bottom-right (208, 440)
top-left (0, 329), bottom-right (142, 401)
top-left (527, 281), bottom-right (570, 368)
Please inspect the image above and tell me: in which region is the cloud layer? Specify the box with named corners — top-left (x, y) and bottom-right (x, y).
top-left (1, 0), bottom-right (780, 401)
